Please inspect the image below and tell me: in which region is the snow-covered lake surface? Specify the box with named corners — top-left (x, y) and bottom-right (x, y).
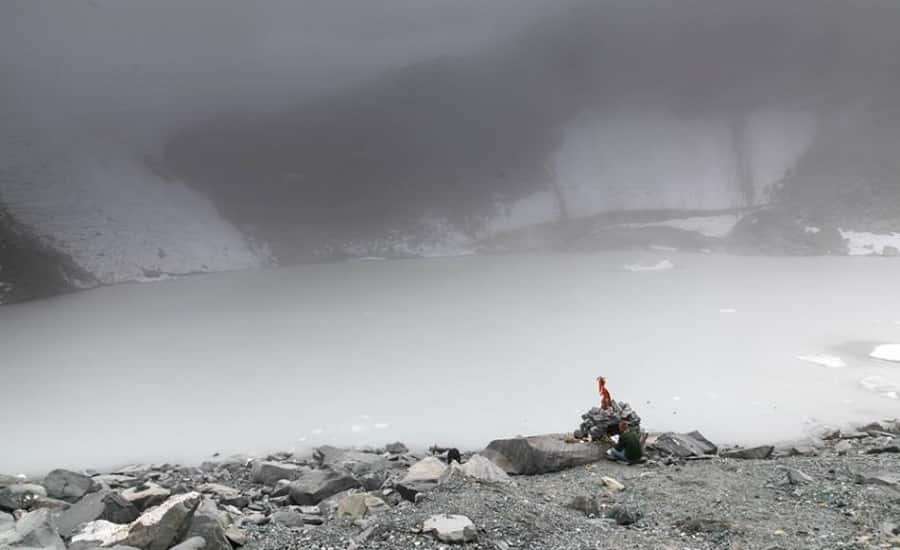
top-left (2, 251), bottom-right (899, 474)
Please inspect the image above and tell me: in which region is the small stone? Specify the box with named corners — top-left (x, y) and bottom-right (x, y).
top-left (600, 476), bottom-right (625, 492)
top-left (853, 471), bottom-right (900, 487)
top-left (785, 468), bottom-right (813, 485)
top-left (422, 514), bottom-right (477, 543)
top-left (270, 510), bottom-right (306, 528)
top-left (834, 440), bottom-right (853, 455)
top-left (607, 505), bottom-right (640, 526)
top-left (0, 483), bottom-right (48, 512)
top-left (567, 496), bottom-right (600, 517)
top-left (170, 536), bottom-right (207, 550)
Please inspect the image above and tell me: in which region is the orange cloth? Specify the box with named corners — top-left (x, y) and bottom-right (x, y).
top-left (597, 377), bottom-right (612, 409)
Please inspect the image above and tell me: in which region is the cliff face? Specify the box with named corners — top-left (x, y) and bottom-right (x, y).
top-left (0, 129), bottom-right (268, 302)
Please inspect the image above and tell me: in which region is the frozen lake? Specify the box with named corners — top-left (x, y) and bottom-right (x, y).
top-left (2, 250), bottom-right (899, 474)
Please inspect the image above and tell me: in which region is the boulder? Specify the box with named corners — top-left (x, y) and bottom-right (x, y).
top-left (269, 510), bottom-right (305, 528)
top-left (1, 510), bottom-right (14, 531)
top-left (649, 431), bottom-right (717, 458)
top-left (70, 520), bottom-right (131, 548)
top-left (313, 447), bottom-right (389, 477)
top-left (0, 508), bottom-right (66, 550)
top-left (197, 484), bottom-right (248, 509)
top-left (834, 440), bottom-right (853, 455)
top-left (402, 457), bottom-right (448, 483)
top-left (91, 475), bottom-right (141, 491)
top-left (121, 483), bottom-right (171, 512)
top-left (336, 494), bottom-right (388, 520)
top-left (122, 491), bottom-right (201, 550)
top-left (385, 442), bottom-right (409, 455)
top-left (394, 481), bottom-right (432, 503)
top-left (0, 483), bottom-right (48, 512)
top-left (0, 475), bottom-right (20, 489)
top-left (42, 469), bottom-right (96, 502)
top-left (27, 496), bottom-right (71, 512)
top-left (57, 490), bottom-right (140, 537)
top-left (183, 499), bottom-right (232, 550)
top-left (720, 446), bottom-right (774, 460)
top-left (249, 462), bottom-right (303, 487)
top-left (224, 526), bottom-right (246, 547)
top-left (288, 470), bottom-right (360, 506)
top-left (481, 434), bottom-right (607, 475)
top-left (865, 439), bottom-right (900, 455)
top-left (422, 514), bottom-right (477, 543)
top-left (458, 455), bottom-right (510, 483)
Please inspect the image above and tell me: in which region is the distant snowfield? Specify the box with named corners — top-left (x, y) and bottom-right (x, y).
top-left (2, 251), bottom-right (899, 473)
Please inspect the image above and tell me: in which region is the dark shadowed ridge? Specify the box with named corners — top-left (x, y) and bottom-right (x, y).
top-left (164, 0), bottom-right (900, 262)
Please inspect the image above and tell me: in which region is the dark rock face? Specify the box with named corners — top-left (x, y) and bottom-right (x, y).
top-left (56, 490), bottom-right (140, 538)
top-left (288, 470), bottom-right (360, 506)
top-left (720, 446), bottom-right (775, 460)
top-left (481, 434), bottom-right (608, 475)
top-left (42, 469), bottom-right (96, 503)
top-left (0, 209), bottom-right (94, 304)
top-left (650, 431), bottom-right (718, 458)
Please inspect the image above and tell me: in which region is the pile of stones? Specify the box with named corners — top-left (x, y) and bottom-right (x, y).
top-left (573, 401), bottom-right (642, 441)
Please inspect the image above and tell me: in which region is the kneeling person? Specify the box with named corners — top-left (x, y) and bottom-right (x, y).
top-left (606, 420), bottom-right (643, 463)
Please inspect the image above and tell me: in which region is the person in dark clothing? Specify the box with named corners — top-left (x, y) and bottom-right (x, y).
top-left (606, 420), bottom-right (643, 463)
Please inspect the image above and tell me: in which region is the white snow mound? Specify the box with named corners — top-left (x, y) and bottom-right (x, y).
top-left (870, 344), bottom-right (900, 363)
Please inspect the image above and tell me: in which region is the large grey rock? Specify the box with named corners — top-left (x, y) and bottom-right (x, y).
top-left (384, 442), bottom-right (409, 455)
top-left (650, 431), bottom-right (717, 458)
top-left (0, 508), bottom-right (66, 550)
top-left (0, 476), bottom-right (20, 490)
top-left (481, 434), bottom-right (607, 475)
top-left (57, 490), bottom-right (140, 537)
top-left (249, 462), bottom-right (302, 487)
top-left (183, 499), bottom-right (232, 550)
top-left (458, 455), bottom-right (510, 483)
top-left (90, 475), bottom-right (141, 491)
top-left (122, 492), bottom-right (201, 550)
top-left (0, 510), bottom-right (14, 532)
top-left (42, 469), bottom-right (96, 503)
top-left (401, 457), bottom-right (447, 484)
top-left (120, 483), bottom-right (171, 512)
top-left (335, 494), bottom-right (388, 520)
top-left (0, 483), bottom-right (48, 512)
top-left (288, 470), bottom-right (360, 506)
top-left (313, 447), bottom-right (388, 477)
top-left (197, 484), bottom-right (248, 509)
top-left (720, 446), bottom-right (774, 460)
top-left (422, 514), bottom-right (477, 543)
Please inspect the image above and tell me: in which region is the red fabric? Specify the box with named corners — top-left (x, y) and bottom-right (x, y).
top-left (597, 377), bottom-right (612, 409)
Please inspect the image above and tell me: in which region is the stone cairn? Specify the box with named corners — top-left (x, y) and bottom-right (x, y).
top-left (574, 401), bottom-right (641, 441)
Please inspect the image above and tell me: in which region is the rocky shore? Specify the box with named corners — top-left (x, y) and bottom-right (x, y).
top-left (2, 420), bottom-right (899, 550)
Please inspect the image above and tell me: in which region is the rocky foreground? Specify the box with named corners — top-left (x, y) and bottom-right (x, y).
top-left (2, 420), bottom-right (899, 550)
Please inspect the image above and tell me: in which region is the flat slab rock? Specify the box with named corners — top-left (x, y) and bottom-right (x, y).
top-left (423, 514), bottom-right (477, 543)
top-left (481, 434), bottom-right (608, 475)
top-left (720, 446), bottom-right (775, 460)
top-left (650, 431), bottom-right (718, 458)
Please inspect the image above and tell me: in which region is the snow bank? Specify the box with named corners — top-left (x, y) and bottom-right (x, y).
top-left (623, 259), bottom-right (674, 272)
top-left (860, 376), bottom-right (900, 400)
top-left (622, 214), bottom-right (740, 239)
top-left (839, 229), bottom-right (900, 256)
top-left (870, 344), bottom-right (900, 363)
top-left (796, 354), bottom-right (846, 368)
top-left (550, 107), bottom-right (816, 215)
top-left (0, 132), bottom-right (264, 284)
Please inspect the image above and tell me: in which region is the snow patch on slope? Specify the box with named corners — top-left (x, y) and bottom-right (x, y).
top-left (621, 214), bottom-right (740, 239)
top-left (0, 133), bottom-right (264, 284)
top-left (839, 229), bottom-right (900, 256)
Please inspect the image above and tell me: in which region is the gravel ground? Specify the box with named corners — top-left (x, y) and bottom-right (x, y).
top-left (244, 451), bottom-right (900, 550)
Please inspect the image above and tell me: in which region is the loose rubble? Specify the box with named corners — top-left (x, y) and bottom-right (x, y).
top-left (1, 418), bottom-right (898, 550)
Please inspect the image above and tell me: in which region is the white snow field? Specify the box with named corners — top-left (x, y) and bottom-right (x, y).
top-left (1, 251), bottom-right (899, 473)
